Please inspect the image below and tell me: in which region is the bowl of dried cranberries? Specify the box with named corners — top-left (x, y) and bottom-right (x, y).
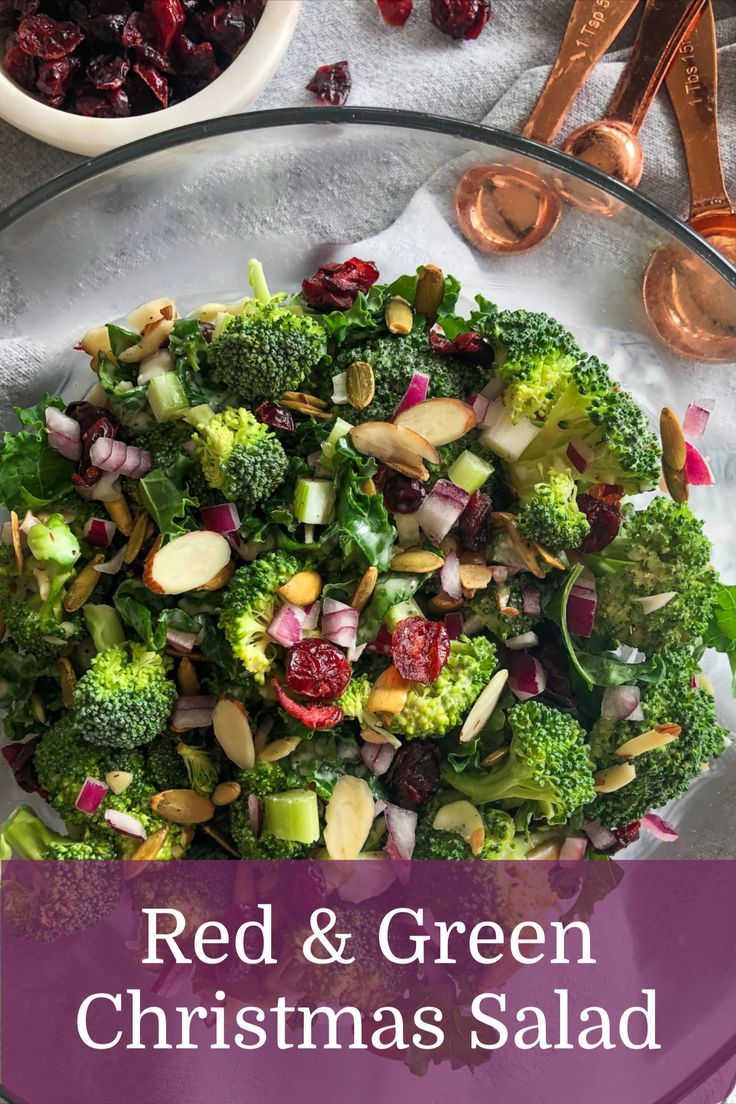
top-left (0, 0), bottom-right (300, 156)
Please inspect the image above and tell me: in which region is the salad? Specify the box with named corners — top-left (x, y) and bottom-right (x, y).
top-left (0, 256), bottom-right (732, 864)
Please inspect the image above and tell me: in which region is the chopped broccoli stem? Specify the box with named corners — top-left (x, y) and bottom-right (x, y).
top-left (263, 789), bottom-right (320, 844)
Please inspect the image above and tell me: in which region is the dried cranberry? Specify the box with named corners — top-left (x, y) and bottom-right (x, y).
top-left (1, 738), bottom-right (47, 800)
top-left (577, 494), bottom-right (621, 553)
top-left (429, 326), bottom-right (485, 358)
top-left (272, 680), bottom-right (344, 731)
top-left (392, 617), bottom-right (450, 685)
top-left (430, 0), bottom-right (491, 39)
top-left (36, 54), bottom-right (77, 98)
top-left (107, 83), bottom-right (130, 114)
top-left (284, 639), bottom-right (352, 702)
top-left (610, 821), bottom-right (641, 852)
top-left (254, 402), bottom-right (295, 433)
top-left (17, 14), bottom-right (85, 59)
top-left (133, 61), bottom-right (168, 106)
top-left (84, 12), bottom-right (128, 45)
top-left (145, 0), bottom-right (184, 52)
top-left (384, 740), bottom-right (441, 809)
top-left (302, 257), bottom-right (380, 312)
top-left (199, 0), bottom-right (259, 55)
top-left (306, 59), bottom-right (351, 107)
top-left (176, 37), bottom-right (220, 81)
top-left (374, 466), bottom-right (426, 513)
top-left (75, 83), bottom-right (116, 115)
top-left (67, 404), bottom-right (119, 486)
top-left (535, 644), bottom-right (574, 708)
top-left (87, 52), bottom-right (128, 88)
top-left (586, 482), bottom-right (625, 509)
top-left (4, 39), bottom-right (37, 89)
top-left (376, 0), bottom-right (412, 25)
top-left (458, 489), bottom-right (493, 552)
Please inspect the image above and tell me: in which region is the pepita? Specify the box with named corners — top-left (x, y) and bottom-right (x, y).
top-left (346, 361), bottom-right (375, 410)
top-left (57, 656), bottom-right (77, 709)
top-left (63, 554), bottom-right (105, 612)
top-left (105, 496), bottom-right (134, 536)
top-left (30, 692), bottom-right (46, 724)
top-left (385, 296), bottom-right (414, 335)
top-left (258, 736), bottom-right (302, 763)
top-left (10, 511), bottom-right (23, 574)
top-left (390, 549), bottom-right (444, 573)
top-left (459, 563), bottom-right (494, 590)
top-left (212, 781), bottom-right (242, 806)
top-left (660, 407), bottom-right (687, 471)
top-left (150, 788), bottom-right (215, 825)
top-left (481, 746), bottom-right (509, 768)
top-left (414, 264), bottom-right (445, 325)
top-left (178, 657), bottom-right (200, 696)
top-left (351, 565), bottom-right (378, 611)
top-left (123, 512), bottom-right (150, 564)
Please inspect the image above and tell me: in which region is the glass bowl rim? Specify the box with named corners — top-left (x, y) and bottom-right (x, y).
top-left (0, 105), bottom-right (735, 291)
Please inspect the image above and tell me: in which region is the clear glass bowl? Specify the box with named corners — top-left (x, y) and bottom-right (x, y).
top-left (1, 107), bottom-right (735, 858)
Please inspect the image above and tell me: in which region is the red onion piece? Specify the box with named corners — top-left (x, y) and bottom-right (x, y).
top-left (200, 502), bottom-right (241, 534)
top-left (480, 377), bottom-right (506, 402)
top-left (384, 803), bottom-right (417, 861)
top-left (521, 585), bottom-right (541, 615)
top-left (248, 794), bottom-right (264, 839)
top-left (567, 580), bottom-right (597, 638)
top-left (302, 600), bottom-right (321, 632)
top-left (369, 624), bottom-right (394, 656)
top-left (360, 742), bottom-right (396, 776)
top-left (566, 438), bottom-right (594, 473)
top-left (226, 532), bottom-right (266, 561)
top-left (600, 685), bottom-right (642, 721)
top-left (489, 565), bottom-right (508, 584)
top-left (440, 549), bottom-right (462, 600)
top-left (89, 437), bottom-right (151, 479)
top-left (684, 442), bottom-right (715, 486)
top-left (443, 612), bottom-right (464, 640)
top-left (682, 402), bottom-right (712, 440)
top-left (641, 813), bottom-right (678, 842)
top-left (45, 406), bottom-right (82, 461)
top-left (254, 716), bottom-right (274, 754)
top-left (165, 627), bottom-right (202, 653)
top-left (393, 371), bottom-right (430, 419)
top-left (104, 809), bottom-right (147, 839)
top-left (416, 478), bottom-right (470, 544)
top-left (83, 517), bottom-right (116, 548)
top-left (74, 776), bottom-right (108, 815)
top-left (267, 603), bottom-right (306, 647)
top-left (170, 695), bottom-right (216, 731)
top-left (506, 631), bottom-right (540, 651)
top-left (582, 820), bottom-right (616, 851)
top-left (322, 598), bottom-right (359, 650)
top-left (507, 652), bottom-right (547, 700)
top-left (76, 471), bottom-right (122, 502)
top-left (471, 393), bottom-right (490, 425)
top-left (559, 836), bottom-right (588, 862)
top-left (93, 546), bottom-right (127, 575)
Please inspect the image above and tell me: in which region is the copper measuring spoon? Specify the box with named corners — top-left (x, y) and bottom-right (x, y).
top-left (454, 0), bottom-right (641, 254)
top-left (560, 0), bottom-right (707, 214)
top-left (642, 1), bottom-right (736, 362)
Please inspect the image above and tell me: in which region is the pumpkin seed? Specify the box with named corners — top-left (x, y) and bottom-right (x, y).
top-left (390, 549), bottom-right (444, 573)
top-left (10, 511), bottom-right (23, 574)
top-left (150, 788), bottom-right (215, 825)
top-left (385, 296), bottom-right (413, 335)
top-left (178, 657), bottom-right (200, 696)
top-left (63, 554), bottom-right (105, 611)
top-left (57, 656), bottom-right (77, 709)
top-left (258, 736), bottom-right (302, 763)
top-left (124, 512), bottom-right (150, 564)
top-left (351, 565), bottom-right (378, 611)
top-left (481, 746), bottom-right (509, 768)
top-left (660, 407), bottom-right (687, 471)
top-left (414, 264), bottom-right (445, 325)
top-left (346, 360), bottom-right (375, 410)
top-left (212, 781), bottom-right (242, 806)
top-left (30, 692), bottom-right (46, 724)
top-left (105, 496), bottom-right (133, 536)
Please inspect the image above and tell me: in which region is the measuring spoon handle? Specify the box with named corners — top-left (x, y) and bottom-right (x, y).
top-left (522, 0), bottom-right (641, 144)
top-left (607, 0), bottom-right (706, 132)
top-left (665, 2), bottom-right (732, 221)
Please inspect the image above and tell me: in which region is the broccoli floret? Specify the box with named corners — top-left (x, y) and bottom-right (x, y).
top-left (74, 643), bottom-right (177, 747)
top-left (229, 761), bottom-right (310, 858)
top-left (209, 304), bottom-right (327, 405)
top-left (595, 497), bottom-right (717, 653)
top-left (0, 591), bottom-right (82, 659)
top-left (0, 805), bottom-right (116, 860)
top-left (517, 469), bottom-right (590, 551)
top-left (468, 581), bottom-right (539, 641)
top-left (236, 761), bottom-right (291, 799)
top-left (413, 818), bottom-right (472, 859)
top-left (443, 700), bottom-right (596, 825)
top-left (133, 422), bottom-right (193, 472)
top-left (176, 742), bottom-right (218, 796)
top-left (337, 675), bottom-right (372, 720)
top-left (587, 651), bottom-right (727, 828)
top-left (219, 551), bottom-right (299, 683)
top-left (146, 732), bottom-right (190, 790)
top-left (478, 807), bottom-right (517, 858)
top-left (331, 331), bottom-right (477, 423)
top-left (389, 636), bottom-right (497, 740)
top-left (192, 407), bottom-right (288, 510)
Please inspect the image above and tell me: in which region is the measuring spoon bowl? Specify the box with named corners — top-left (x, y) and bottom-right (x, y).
top-left (454, 164), bottom-right (562, 255)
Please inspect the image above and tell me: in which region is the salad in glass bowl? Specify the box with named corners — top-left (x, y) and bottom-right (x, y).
top-left (0, 256), bottom-right (731, 863)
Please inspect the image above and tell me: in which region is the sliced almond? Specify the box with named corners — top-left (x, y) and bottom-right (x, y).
top-left (593, 763), bottom-right (637, 793)
top-left (351, 566), bottom-right (378, 611)
top-left (143, 530), bottom-right (231, 595)
top-left (390, 548), bottom-right (444, 573)
top-left (213, 696), bottom-right (255, 769)
top-left (281, 391), bottom-right (329, 410)
top-left (394, 398), bottom-right (476, 446)
top-left (414, 264), bottom-right (445, 325)
top-left (119, 317), bottom-right (175, 364)
top-left (123, 512), bottom-right (149, 564)
top-left (323, 775), bottom-right (374, 860)
top-left (10, 511), bottom-right (23, 574)
top-left (385, 296), bottom-right (413, 335)
top-left (496, 584), bottom-right (521, 618)
top-left (615, 724), bottom-right (681, 759)
top-left (433, 800), bottom-right (485, 857)
top-left (177, 657), bottom-right (200, 696)
top-left (346, 361), bottom-right (375, 410)
top-left (258, 736), bottom-right (302, 763)
top-left (150, 788), bottom-right (215, 825)
top-left (127, 297), bottom-right (178, 331)
top-left (81, 325), bottom-right (114, 361)
top-left (532, 541), bottom-right (566, 571)
top-left (459, 669), bottom-right (509, 744)
top-left (660, 407), bottom-right (687, 471)
top-left (350, 420), bottom-right (440, 468)
top-left (481, 746), bottom-right (509, 768)
top-left (361, 727), bottom-right (402, 748)
top-left (105, 496), bottom-right (133, 537)
top-left (57, 656), bottom-right (77, 709)
top-left (123, 827), bottom-right (171, 877)
top-left (196, 559), bottom-right (236, 592)
top-left (63, 554), bottom-right (105, 611)
top-left (459, 563), bottom-right (494, 590)
top-left (367, 665), bottom-right (412, 715)
top-left (212, 781), bottom-right (242, 807)
top-left (383, 451), bottom-right (430, 481)
top-left (105, 770), bottom-right (133, 795)
top-left (279, 570), bottom-right (322, 606)
top-left (503, 521), bottom-right (544, 579)
top-left (527, 839), bottom-right (563, 860)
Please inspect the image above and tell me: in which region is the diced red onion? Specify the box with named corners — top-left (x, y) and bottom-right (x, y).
top-left (384, 803), bottom-right (417, 860)
top-left (567, 580), bottom-right (597, 638)
top-left (471, 393), bottom-right (490, 425)
top-left (641, 813), bottom-right (679, 842)
top-left (600, 685), bottom-right (642, 721)
top-left (559, 836), bottom-right (588, 862)
top-left (93, 545), bottom-right (127, 575)
top-left (360, 742), bottom-right (396, 776)
top-left (89, 437), bottom-right (151, 479)
top-left (308, 450), bottom-right (331, 476)
top-left (200, 502), bottom-right (241, 534)
top-left (393, 371), bottom-right (430, 418)
top-left (682, 401), bottom-right (712, 440)
top-left (170, 695), bottom-right (216, 731)
top-left (444, 612), bottom-right (464, 640)
top-left (165, 627), bottom-right (202, 654)
top-left (506, 631), bottom-right (540, 651)
top-left (416, 478), bottom-right (470, 544)
top-left (521, 585), bottom-right (541, 615)
top-left (248, 794), bottom-right (264, 839)
top-left (566, 438), bottom-right (594, 474)
top-left (369, 624), bottom-right (394, 656)
top-left (348, 642), bottom-right (367, 663)
top-left (322, 598), bottom-right (359, 650)
top-left (331, 372), bottom-right (348, 404)
top-left (254, 716), bottom-right (274, 754)
top-left (75, 471), bottom-right (121, 502)
top-left (226, 532), bottom-right (266, 561)
top-left (440, 549), bottom-right (462, 601)
top-left (45, 406), bottom-right (82, 461)
top-left (104, 809), bottom-right (147, 839)
top-left (634, 591), bottom-right (676, 616)
top-left (507, 652), bottom-right (547, 700)
top-left (74, 776), bottom-right (108, 815)
top-left (480, 377), bottom-right (506, 402)
top-left (83, 517), bottom-right (116, 548)
top-left (684, 442), bottom-right (715, 486)
top-left (582, 820), bottom-right (616, 851)
top-left (481, 396), bottom-right (504, 429)
top-left (267, 603), bottom-right (307, 648)
top-left (302, 600), bottom-right (321, 632)
top-left (489, 565), bottom-right (508, 584)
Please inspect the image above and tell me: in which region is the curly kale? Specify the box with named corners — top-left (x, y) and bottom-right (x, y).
top-left (74, 643), bottom-right (177, 747)
top-left (192, 406), bottom-right (288, 510)
top-left (219, 551), bottom-right (299, 683)
top-left (390, 636), bottom-right (497, 739)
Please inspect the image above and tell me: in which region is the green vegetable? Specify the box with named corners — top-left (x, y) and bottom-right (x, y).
top-left (293, 477), bottom-right (336, 525)
top-left (193, 407), bottom-right (288, 511)
top-left (219, 551), bottom-right (299, 683)
top-left (390, 636), bottom-right (497, 739)
top-left (147, 371), bottom-right (190, 423)
top-left (97, 352), bottom-right (149, 423)
top-left (263, 789), bottom-right (320, 844)
top-left (517, 468), bottom-right (590, 551)
top-left (230, 765), bottom-right (310, 858)
top-left (74, 642), bottom-right (177, 747)
top-left (384, 598), bottom-right (424, 632)
top-left (139, 458), bottom-right (198, 539)
top-left (468, 579), bottom-right (540, 641)
top-left (0, 398), bottom-right (74, 514)
top-left (704, 582), bottom-right (736, 693)
top-left (83, 604), bottom-right (126, 653)
top-left (176, 742), bottom-right (218, 796)
top-left (358, 572), bottom-right (423, 645)
top-left (0, 805), bottom-right (116, 861)
top-left (147, 733), bottom-right (190, 790)
top-left (447, 450), bottom-right (494, 495)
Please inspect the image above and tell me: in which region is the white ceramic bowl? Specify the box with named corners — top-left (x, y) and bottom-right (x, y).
top-left (0, 0), bottom-right (300, 156)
